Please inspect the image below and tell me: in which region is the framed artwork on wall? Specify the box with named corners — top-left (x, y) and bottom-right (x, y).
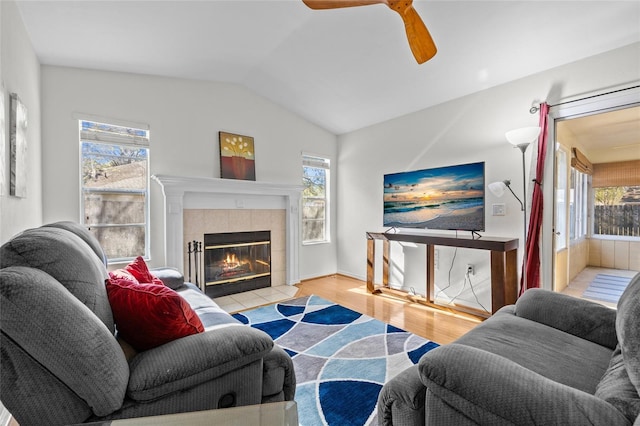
top-left (219, 131), bottom-right (256, 181)
top-left (10, 92), bottom-right (28, 198)
top-left (0, 82), bottom-right (5, 196)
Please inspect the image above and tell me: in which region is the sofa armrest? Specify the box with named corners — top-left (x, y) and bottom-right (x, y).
top-left (261, 344), bottom-right (296, 402)
top-left (377, 365), bottom-right (426, 426)
top-left (419, 344), bottom-right (629, 425)
top-left (149, 267), bottom-right (185, 290)
top-left (127, 325), bottom-right (273, 401)
top-left (515, 288), bottom-right (617, 349)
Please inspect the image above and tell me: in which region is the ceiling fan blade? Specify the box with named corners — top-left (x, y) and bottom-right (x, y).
top-left (302, 0), bottom-right (387, 9)
top-left (303, 0), bottom-right (437, 64)
top-left (392, 3), bottom-right (437, 63)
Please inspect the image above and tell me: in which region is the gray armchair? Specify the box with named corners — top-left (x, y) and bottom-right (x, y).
top-left (378, 273), bottom-right (640, 425)
top-left (0, 222), bottom-right (295, 425)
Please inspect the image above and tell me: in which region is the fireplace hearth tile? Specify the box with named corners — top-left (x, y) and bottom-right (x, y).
top-left (232, 292), bottom-right (265, 303)
top-left (253, 287), bottom-right (286, 297)
top-left (214, 284), bottom-right (299, 313)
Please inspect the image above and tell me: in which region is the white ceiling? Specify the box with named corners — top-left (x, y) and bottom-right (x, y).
top-left (558, 105), bottom-right (640, 163)
top-left (15, 0), bottom-right (640, 135)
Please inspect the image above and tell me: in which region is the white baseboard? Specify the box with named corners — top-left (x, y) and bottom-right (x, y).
top-left (335, 270), bottom-right (365, 282)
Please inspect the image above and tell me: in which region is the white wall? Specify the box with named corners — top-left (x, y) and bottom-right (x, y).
top-left (0, 0), bottom-right (42, 242)
top-left (0, 1), bottom-right (42, 421)
top-left (336, 43), bottom-right (640, 302)
top-left (40, 66), bottom-right (338, 278)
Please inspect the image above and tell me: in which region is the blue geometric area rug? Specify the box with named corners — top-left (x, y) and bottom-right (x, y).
top-left (582, 274), bottom-right (633, 303)
top-left (232, 295), bottom-right (439, 426)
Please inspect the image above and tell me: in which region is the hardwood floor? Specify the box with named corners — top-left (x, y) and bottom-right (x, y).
top-left (294, 274), bottom-right (482, 345)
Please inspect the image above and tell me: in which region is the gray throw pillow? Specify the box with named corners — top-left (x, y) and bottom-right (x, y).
top-left (150, 267), bottom-right (185, 290)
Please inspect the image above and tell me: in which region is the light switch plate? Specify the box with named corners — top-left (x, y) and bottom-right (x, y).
top-left (492, 203), bottom-right (506, 216)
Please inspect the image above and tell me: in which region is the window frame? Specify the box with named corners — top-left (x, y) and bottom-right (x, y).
top-left (555, 145), bottom-right (569, 251)
top-left (569, 167), bottom-right (589, 241)
top-left (302, 153), bottom-right (330, 245)
top-left (79, 118), bottom-right (151, 263)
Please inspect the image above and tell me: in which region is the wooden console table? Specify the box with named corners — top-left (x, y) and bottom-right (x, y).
top-left (366, 231), bottom-right (519, 318)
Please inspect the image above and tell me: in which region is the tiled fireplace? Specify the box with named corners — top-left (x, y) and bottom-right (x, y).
top-left (185, 210), bottom-right (283, 292)
top-left (201, 230), bottom-right (272, 297)
top-left (152, 175), bottom-right (303, 291)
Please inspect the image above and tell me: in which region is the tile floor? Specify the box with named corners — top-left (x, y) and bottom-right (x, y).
top-left (212, 284), bottom-right (300, 313)
top-left (561, 266), bottom-right (638, 308)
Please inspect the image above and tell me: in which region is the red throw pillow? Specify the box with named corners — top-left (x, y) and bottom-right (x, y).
top-left (109, 267), bottom-right (139, 283)
top-left (106, 273), bottom-right (204, 351)
top-left (125, 256), bottom-right (164, 286)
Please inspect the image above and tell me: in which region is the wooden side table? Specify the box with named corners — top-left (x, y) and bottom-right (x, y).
top-left (366, 231), bottom-right (519, 318)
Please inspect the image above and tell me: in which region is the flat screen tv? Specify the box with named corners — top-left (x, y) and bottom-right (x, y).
top-left (383, 161), bottom-right (485, 232)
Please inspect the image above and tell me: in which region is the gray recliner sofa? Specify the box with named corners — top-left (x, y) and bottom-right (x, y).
top-left (0, 221), bottom-right (295, 425)
top-left (378, 272), bottom-right (640, 425)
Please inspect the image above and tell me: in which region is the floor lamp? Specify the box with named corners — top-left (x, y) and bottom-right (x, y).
top-left (489, 126), bottom-right (540, 292)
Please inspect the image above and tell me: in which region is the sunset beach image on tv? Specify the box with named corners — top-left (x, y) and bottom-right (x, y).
top-left (383, 162), bottom-right (485, 231)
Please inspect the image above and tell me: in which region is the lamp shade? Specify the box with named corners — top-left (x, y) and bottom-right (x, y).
top-left (505, 126), bottom-right (540, 147)
top-left (488, 181), bottom-right (506, 197)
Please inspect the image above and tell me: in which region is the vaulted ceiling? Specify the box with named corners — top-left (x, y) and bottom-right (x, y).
top-left (16, 1), bottom-right (640, 135)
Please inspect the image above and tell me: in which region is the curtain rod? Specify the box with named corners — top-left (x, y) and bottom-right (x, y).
top-left (529, 84), bottom-right (640, 114)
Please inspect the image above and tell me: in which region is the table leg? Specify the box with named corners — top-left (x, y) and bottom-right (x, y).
top-left (427, 244), bottom-right (435, 303)
top-left (367, 237), bottom-right (375, 293)
top-left (383, 240), bottom-right (390, 287)
top-left (490, 249), bottom-right (518, 313)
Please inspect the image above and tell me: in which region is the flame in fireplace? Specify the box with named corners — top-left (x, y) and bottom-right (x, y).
top-left (224, 253), bottom-right (241, 269)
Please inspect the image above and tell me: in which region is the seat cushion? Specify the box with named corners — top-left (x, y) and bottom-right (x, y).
top-left (177, 283), bottom-right (242, 330)
top-left (454, 309), bottom-right (613, 394)
top-left (106, 274), bottom-right (204, 351)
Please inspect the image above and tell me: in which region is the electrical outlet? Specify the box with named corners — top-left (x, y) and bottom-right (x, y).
top-left (466, 264), bottom-right (475, 275)
top-left (492, 203), bottom-right (506, 216)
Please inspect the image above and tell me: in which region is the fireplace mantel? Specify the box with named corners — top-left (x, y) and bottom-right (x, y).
top-left (152, 174), bottom-right (303, 285)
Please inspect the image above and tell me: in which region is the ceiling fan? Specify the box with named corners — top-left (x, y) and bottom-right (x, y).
top-left (302, 0), bottom-right (437, 64)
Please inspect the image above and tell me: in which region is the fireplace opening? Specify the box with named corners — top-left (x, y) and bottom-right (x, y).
top-left (203, 231), bottom-right (271, 298)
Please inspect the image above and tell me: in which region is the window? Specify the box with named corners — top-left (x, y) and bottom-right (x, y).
top-left (569, 168), bottom-right (588, 240)
top-left (302, 154), bottom-right (330, 244)
top-left (593, 186), bottom-right (640, 237)
top-left (80, 120), bottom-right (150, 262)
top-left (592, 160), bottom-right (640, 238)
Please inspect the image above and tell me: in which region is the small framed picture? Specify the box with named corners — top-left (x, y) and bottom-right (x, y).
top-left (0, 82), bottom-right (5, 196)
top-left (219, 131), bottom-right (255, 181)
top-left (10, 92), bottom-right (28, 198)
